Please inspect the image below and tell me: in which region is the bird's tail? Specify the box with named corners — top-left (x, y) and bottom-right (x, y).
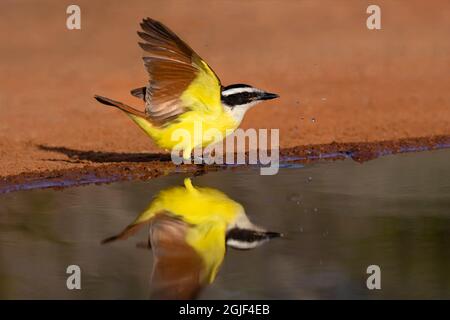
top-left (94, 95), bottom-right (147, 118)
top-left (94, 95), bottom-right (158, 137)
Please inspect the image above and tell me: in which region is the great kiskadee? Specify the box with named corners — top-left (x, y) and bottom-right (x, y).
top-left (94, 18), bottom-right (279, 160)
top-left (102, 178), bottom-right (281, 299)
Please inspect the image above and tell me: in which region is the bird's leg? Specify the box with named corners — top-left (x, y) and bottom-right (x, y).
top-left (190, 147), bottom-right (207, 165)
top-left (182, 147), bottom-right (195, 164)
top-left (202, 151), bottom-right (213, 164)
top-left (192, 154), bottom-right (206, 165)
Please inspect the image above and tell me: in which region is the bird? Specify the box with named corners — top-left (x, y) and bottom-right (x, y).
top-left (102, 178), bottom-right (281, 299)
top-left (94, 18), bottom-right (279, 161)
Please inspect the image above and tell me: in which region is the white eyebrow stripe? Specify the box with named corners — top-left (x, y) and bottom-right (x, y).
top-left (226, 238), bottom-right (266, 249)
top-left (221, 87), bottom-right (261, 97)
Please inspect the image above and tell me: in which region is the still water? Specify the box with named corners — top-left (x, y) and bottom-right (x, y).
top-left (1, 149), bottom-right (449, 299)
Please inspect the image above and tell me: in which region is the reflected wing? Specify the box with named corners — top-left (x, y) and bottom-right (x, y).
top-left (149, 214), bottom-right (227, 299)
top-left (149, 214), bottom-right (204, 299)
top-left (137, 18), bottom-right (222, 126)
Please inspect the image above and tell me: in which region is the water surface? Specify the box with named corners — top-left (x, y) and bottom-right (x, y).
top-left (1, 149), bottom-right (449, 299)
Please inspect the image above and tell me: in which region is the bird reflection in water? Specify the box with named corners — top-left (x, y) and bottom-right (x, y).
top-left (102, 178), bottom-right (281, 299)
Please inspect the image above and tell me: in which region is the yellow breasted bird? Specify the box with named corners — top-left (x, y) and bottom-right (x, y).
top-left (102, 178), bottom-right (281, 299)
top-left (94, 18), bottom-right (279, 160)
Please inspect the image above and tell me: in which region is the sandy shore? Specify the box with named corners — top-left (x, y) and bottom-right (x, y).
top-left (1, 1), bottom-right (449, 182)
top-left (2, 135), bottom-right (449, 194)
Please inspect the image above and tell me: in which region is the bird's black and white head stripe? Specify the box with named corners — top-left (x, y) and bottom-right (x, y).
top-left (221, 84), bottom-right (279, 108)
top-left (221, 84), bottom-right (263, 107)
top-left (226, 228), bottom-right (282, 250)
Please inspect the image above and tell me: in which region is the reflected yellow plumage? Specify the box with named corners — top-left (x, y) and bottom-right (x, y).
top-left (129, 178), bottom-right (243, 282)
top-left (102, 177), bottom-right (280, 297)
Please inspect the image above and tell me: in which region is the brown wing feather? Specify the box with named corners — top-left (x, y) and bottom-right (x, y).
top-left (149, 214), bottom-right (205, 299)
top-left (137, 18), bottom-right (218, 126)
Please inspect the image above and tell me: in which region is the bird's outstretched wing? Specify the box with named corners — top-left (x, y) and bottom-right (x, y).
top-left (149, 214), bottom-right (205, 299)
top-left (136, 18), bottom-right (222, 126)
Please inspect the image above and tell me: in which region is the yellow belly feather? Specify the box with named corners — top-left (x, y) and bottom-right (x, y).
top-left (128, 110), bottom-right (238, 158)
top-left (126, 60), bottom-right (232, 159)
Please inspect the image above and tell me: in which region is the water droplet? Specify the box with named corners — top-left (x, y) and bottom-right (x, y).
top-left (299, 227), bottom-right (303, 233)
top-left (307, 176), bottom-right (313, 182)
top-left (313, 208), bottom-right (319, 213)
top-left (311, 118), bottom-right (316, 123)
top-left (321, 97), bottom-right (327, 101)
top-left (287, 193), bottom-right (302, 204)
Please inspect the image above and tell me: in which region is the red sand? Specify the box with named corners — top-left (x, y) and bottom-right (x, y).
top-left (1, 1), bottom-right (449, 181)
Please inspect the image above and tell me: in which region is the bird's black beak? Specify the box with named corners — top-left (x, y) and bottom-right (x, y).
top-left (258, 91), bottom-right (280, 101)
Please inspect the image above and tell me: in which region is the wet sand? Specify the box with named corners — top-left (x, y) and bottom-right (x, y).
top-left (2, 135), bottom-right (449, 194)
top-left (1, 1), bottom-right (449, 184)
